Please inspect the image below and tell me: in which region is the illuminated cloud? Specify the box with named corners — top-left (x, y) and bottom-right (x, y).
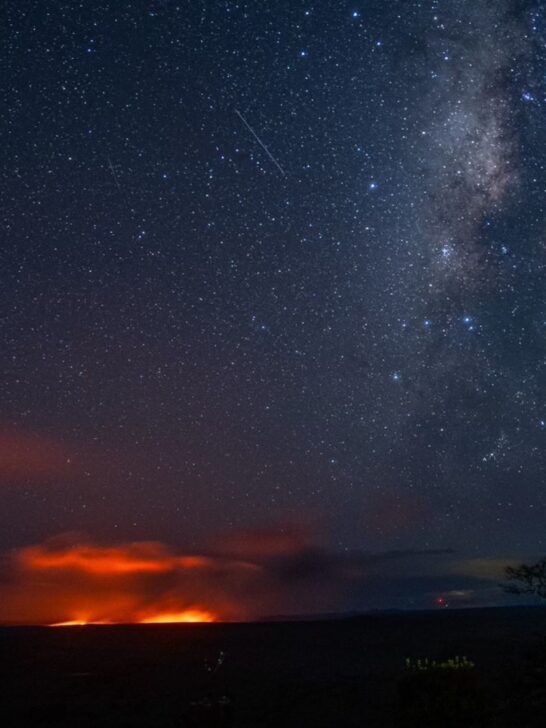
top-left (0, 534), bottom-right (252, 625)
top-left (0, 529), bottom-right (459, 625)
top-left (217, 524), bottom-right (314, 559)
top-left (451, 557), bottom-right (518, 581)
top-left (19, 540), bottom-right (217, 576)
top-left (0, 430), bottom-right (75, 483)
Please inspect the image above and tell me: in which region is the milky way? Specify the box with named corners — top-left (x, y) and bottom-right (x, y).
top-left (424, 1), bottom-right (526, 293)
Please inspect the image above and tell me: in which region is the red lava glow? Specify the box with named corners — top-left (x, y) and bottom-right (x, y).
top-left (49, 609), bottom-right (217, 626)
top-left (3, 541), bottom-right (230, 625)
top-left (1, 531), bottom-right (322, 626)
top-left (50, 619), bottom-right (113, 627)
top-left (139, 609), bottom-right (217, 624)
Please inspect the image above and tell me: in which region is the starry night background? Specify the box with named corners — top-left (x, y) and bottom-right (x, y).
top-left (1, 0), bottom-right (546, 623)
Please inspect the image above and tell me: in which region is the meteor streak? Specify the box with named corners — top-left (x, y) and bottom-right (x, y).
top-left (235, 108), bottom-right (286, 176)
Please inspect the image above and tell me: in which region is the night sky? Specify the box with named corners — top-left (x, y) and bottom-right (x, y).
top-left (1, 0), bottom-right (546, 623)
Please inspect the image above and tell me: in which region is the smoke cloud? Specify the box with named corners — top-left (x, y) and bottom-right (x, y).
top-left (0, 528), bottom-right (462, 624)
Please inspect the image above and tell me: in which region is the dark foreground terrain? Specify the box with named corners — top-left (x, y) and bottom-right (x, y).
top-left (2, 606), bottom-right (546, 727)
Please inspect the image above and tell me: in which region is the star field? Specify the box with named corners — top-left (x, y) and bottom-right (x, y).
top-left (2, 0), bottom-right (546, 612)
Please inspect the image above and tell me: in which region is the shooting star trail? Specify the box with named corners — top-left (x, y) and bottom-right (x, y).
top-left (235, 109), bottom-right (286, 176)
top-left (107, 156), bottom-right (122, 191)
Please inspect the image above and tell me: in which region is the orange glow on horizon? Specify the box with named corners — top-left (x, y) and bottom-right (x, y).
top-left (2, 536), bottom-right (263, 625)
top-left (50, 619), bottom-right (113, 627)
top-left (49, 609), bottom-right (217, 626)
top-left (139, 609), bottom-right (217, 624)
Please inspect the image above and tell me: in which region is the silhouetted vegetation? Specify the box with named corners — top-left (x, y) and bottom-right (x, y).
top-left (505, 558), bottom-right (546, 599)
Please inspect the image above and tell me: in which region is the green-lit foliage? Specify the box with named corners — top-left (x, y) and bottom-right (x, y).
top-left (398, 655), bottom-right (486, 727)
top-left (404, 655), bottom-right (476, 672)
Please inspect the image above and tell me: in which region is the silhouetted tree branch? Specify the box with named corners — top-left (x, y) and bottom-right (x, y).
top-left (504, 558), bottom-right (546, 600)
